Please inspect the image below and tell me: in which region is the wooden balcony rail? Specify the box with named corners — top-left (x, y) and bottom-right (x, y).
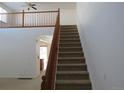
top-left (0, 10), bottom-right (58, 28)
top-left (41, 8), bottom-right (60, 90)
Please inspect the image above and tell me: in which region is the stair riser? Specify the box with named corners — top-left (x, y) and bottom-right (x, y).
top-left (59, 48), bottom-right (82, 52)
top-left (61, 30), bottom-right (77, 32)
top-left (60, 37), bottom-right (80, 41)
top-left (58, 59), bottom-right (85, 64)
top-left (55, 84), bottom-right (91, 90)
top-left (59, 43), bottom-right (81, 47)
top-left (60, 41), bottom-right (80, 44)
top-left (59, 53), bottom-right (83, 57)
top-left (57, 65), bottom-right (87, 71)
top-left (61, 26), bottom-right (77, 28)
top-left (56, 73), bottom-right (89, 80)
top-left (61, 27), bottom-right (77, 29)
top-left (60, 42), bottom-right (80, 44)
top-left (60, 35), bottom-right (79, 38)
top-left (60, 33), bottom-right (79, 36)
top-left (60, 38), bottom-right (80, 40)
top-left (61, 25), bottom-right (76, 26)
top-left (60, 36), bottom-right (79, 39)
top-left (60, 30), bottom-right (78, 34)
top-left (61, 28), bottom-right (77, 30)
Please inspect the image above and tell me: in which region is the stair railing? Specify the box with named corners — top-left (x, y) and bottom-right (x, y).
top-left (41, 8), bottom-right (60, 90)
top-left (0, 10), bottom-right (58, 28)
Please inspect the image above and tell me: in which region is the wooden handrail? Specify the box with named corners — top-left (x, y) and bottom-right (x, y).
top-left (41, 8), bottom-right (60, 90)
top-left (0, 10), bottom-right (58, 14)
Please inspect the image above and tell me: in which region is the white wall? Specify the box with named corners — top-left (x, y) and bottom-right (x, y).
top-left (60, 8), bottom-right (76, 25)
top-left (0, 27), bottom-right (54, 78)
top-left (77, 3), bottom-right (124, 89)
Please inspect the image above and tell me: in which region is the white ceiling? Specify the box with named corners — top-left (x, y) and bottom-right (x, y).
top-left (2, 2), bottom-right (76, 12)
top-left (2, 2), bottom-right (26, 11)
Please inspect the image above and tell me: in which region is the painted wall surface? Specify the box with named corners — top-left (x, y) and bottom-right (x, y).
top-left (77, 3), bottom-right (124, 89)
top-left (0, 27), bottom-right (54, 78)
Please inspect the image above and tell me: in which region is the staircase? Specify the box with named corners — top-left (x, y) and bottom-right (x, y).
top-left (55, 25), bottom-right (92, 90)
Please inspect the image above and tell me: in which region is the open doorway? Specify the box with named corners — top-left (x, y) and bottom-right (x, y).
top-left (40, 47), bottom-right (47, 71)
top-left (39, 35), bottom-right (52, 72)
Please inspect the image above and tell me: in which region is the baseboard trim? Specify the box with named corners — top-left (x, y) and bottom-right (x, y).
top-left (18, 78), bottom-right (32, 80)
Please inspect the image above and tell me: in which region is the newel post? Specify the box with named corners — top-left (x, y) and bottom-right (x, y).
top-left (22, 10), bottom-right (25, 27)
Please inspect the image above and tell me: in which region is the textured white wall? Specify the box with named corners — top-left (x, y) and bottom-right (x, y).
top-left (77, 3), bottom-right (124, 89)
top-left (0, 27), bottom-right (54, 78)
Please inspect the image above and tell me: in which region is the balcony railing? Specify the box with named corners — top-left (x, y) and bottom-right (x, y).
top-left (0, 10), bottom-right (58, 28)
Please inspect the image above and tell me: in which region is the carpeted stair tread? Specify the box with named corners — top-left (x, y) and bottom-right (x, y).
top-left (55, 25), bottom-right (92, 90)
top-left (57, 63), bottom-right (86, 66)
top-left (58, 56), bottom-right (85, 59)
top-left (56, 80), bottom-right (91, 84)
top-left (56, 71), bottom-right (88, 74)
